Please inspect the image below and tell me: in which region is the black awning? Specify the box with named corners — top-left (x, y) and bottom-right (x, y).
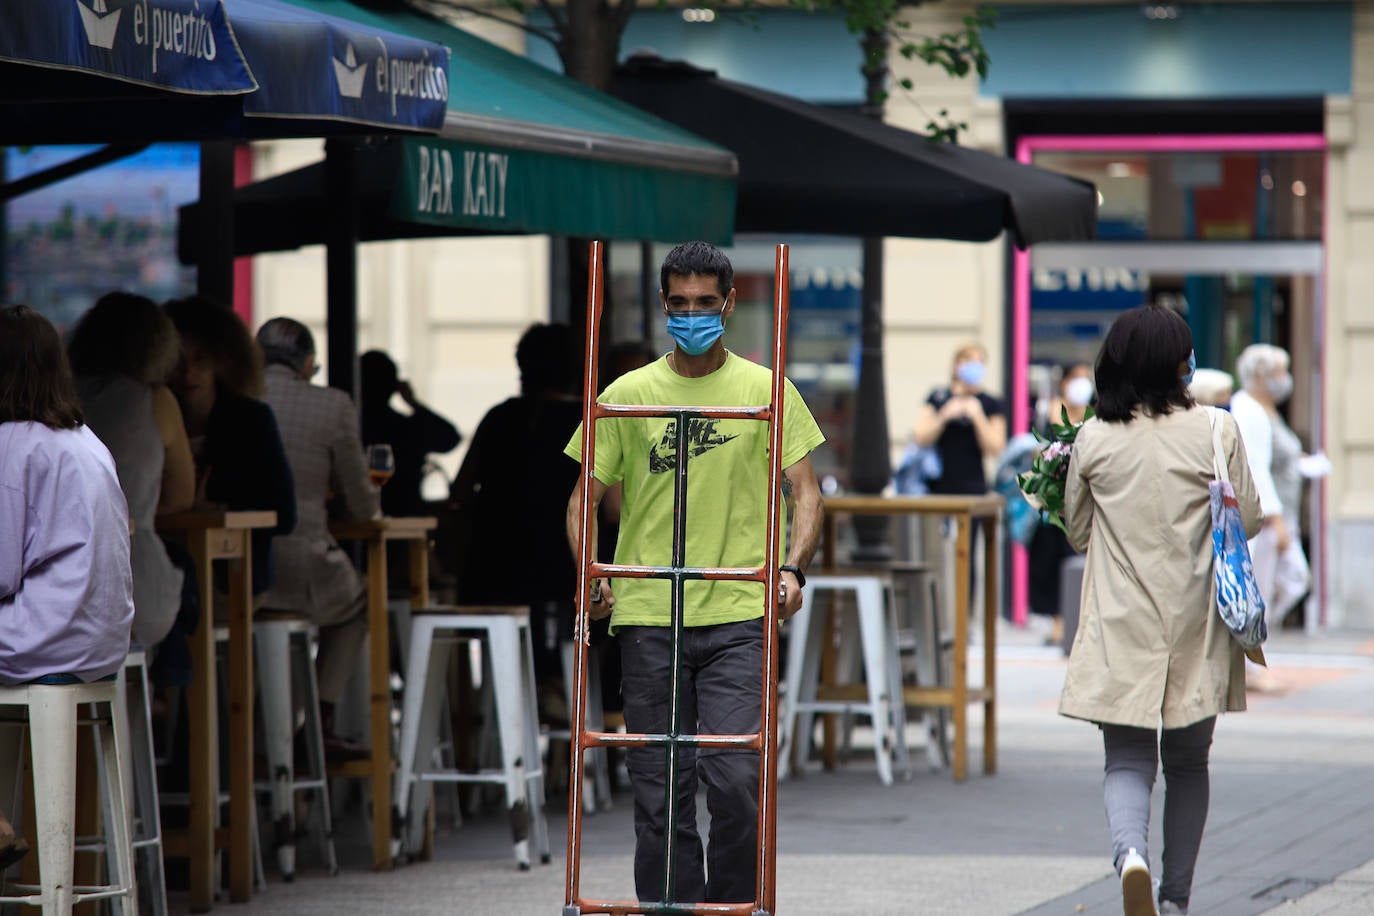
top-left (176, 142), bottom-right (491, 264)
top-left (609, 55), bottom-right (1097, 248)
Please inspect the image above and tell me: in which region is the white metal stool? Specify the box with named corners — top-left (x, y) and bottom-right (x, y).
top-left (552, 640), bottom-right (613, 815)
top-left (0, 678), bottom-right (137, 915)
top-left (253, 615), bottom-right (339, 881)
top-left (388, 601), bottom-right (463, 838)
top-left (394, 606), bottom-right (550, 870)
top-left (778, 574), bottom-right (910, 786)
top-left (119, 650), bottom-right (169, 916)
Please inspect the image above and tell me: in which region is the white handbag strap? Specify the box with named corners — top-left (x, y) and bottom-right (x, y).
top-left (1206, 406), bottom-right (1230, 485)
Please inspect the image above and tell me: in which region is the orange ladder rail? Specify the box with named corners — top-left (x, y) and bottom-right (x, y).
top-left (565, 241), bottom-right (791, 916)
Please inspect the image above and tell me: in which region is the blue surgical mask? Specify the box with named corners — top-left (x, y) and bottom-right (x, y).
top-left (666, 308), bottom-right (725, 356)
top-left (956, 360), bottom-right (986, 387)
top-left (1064, 376), bottom-right (1094, 408)
top-left (1182, 350), bottom-right (1196, 386)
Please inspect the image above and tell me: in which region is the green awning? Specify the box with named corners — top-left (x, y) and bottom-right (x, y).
top-left (249, 0), bottom-right (738, 245)
top-left (396, 136), bottom-right (734, 240)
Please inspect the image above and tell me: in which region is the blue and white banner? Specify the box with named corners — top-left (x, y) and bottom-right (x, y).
top-left (230, 0), bottom-right (449, 130)
top-left (0, 0), bottom-right (448, 132)
top-left (0, 0), bottom-right (255, 94)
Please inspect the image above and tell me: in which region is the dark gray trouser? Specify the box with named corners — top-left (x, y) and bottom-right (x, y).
top-left (1102, 716), bottom-right (1216, 909)
top-left (619, 618), bottom-right (763, 906)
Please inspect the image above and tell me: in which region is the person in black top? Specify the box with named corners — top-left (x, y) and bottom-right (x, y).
top-left (913, 343), bottom-right (1007, 611)
top-left (913, 342), bottom-right (1007, 494)
top-left (448, 324), bottom-right (582, 695)
top-left (164, 297), bottom-right (297, 594)
top-left (359, 350), bottom-right (462, 519)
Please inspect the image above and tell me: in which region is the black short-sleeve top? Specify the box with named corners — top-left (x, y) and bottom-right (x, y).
top-left (925, 387), bottom-right (1005, 495)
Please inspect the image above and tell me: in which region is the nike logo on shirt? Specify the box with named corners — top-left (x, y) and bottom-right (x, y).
top-left (648, 419), bottom-right (740, 474)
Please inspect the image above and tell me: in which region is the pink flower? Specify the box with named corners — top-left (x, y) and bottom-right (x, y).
top-left (1043, 441), bottom-right (1072, 462)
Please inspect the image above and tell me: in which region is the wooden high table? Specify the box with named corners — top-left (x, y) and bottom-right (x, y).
top-left (328, 516), bottom-right (437, 870)
top-left (819, 494), bottom-right (1002, 781)
top-left (157, 510), bottom-right (277, 910)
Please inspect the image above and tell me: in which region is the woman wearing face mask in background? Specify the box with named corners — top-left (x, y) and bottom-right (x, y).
top-left (1028, 363), bottom-right (1094, 648)
top-left (913, 343), bottom-right (1008, 495)
top-left (914, 344), bottom-right (1007, 617)
top-left (1230, 344), bottom-right (1313, 631)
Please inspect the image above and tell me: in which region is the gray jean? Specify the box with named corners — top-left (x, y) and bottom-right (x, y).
top-left (1102, 716), bottom-right (1216, 909)
top-left (244, 583), bottom-right (368, 705)
top-left (619, 618), bottom-right (763, 906)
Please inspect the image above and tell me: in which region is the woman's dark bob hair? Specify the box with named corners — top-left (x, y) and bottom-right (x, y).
top-left (0, 304), bottom-right (84, 429)
top-left (1094, 305), bottom-right (1195, 423)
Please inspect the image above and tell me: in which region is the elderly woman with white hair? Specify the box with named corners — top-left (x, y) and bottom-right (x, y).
top-left (1187, 368), bottom-right (1235, 408)
top-left (1230, 344), bottom-right (1310, 626)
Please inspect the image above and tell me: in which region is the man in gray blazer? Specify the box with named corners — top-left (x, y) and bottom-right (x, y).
top-left (256, 317), bottom-right (379, 757)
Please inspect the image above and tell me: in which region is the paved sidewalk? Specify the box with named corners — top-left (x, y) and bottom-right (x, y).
top-left (167, 624), bottom-right (1374, 915)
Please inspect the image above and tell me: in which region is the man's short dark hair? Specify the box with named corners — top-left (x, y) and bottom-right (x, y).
top-left (360, 350), bottom-right (399, 405)
top-left (0, 304), bottom-right (83, 429)
top-left (516, 323), bottom-right (576, 395)
top-left (256, 317), bottom-right (316, 375)
top-left (1094, 305), bottom-right (1195, 423)
top-left (660, 241), bottom-right (733, 298)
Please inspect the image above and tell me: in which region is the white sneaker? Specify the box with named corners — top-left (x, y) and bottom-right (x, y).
top-left (1120, 849), bottom-right (1157, 916)
top-left (1158, 902), bottom-right (1187, 915)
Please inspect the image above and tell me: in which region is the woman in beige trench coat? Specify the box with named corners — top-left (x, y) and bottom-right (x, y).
top-left (1059, 306), bottom-right (1262, 916)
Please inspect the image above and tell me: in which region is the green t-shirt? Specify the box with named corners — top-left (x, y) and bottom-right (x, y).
top-left (564, 351), bottom-right (825, 630)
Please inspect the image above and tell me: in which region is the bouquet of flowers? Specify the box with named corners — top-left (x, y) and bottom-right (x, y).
top-left (1017, 406), bottom-right (1093, 534)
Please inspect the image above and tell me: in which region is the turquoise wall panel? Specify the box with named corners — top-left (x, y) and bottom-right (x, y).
top-left (980, 3), bottom-right (1351, 99)
top-left (527, 9), bottom-right (864, 104)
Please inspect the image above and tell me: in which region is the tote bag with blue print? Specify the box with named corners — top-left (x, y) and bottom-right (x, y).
top-left (1207, 407), bottom-right (1268, 666)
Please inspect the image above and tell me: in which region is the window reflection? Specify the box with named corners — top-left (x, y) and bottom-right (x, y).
top-left (1034, 150), bottom-right (1324, 241)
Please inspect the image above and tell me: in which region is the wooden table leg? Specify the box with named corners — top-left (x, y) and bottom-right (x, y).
top-left (186, 533), bottom-right (216, 912)
top-left (367, 539), bottom-right (393, 870)
top-left (821, 515), bottom-right (837, 570)
top-left (952, 514), bottom-right (972, 782)
top-left (409, 540), bottom-right (430, 609)
top-left (227, 538), bottom-right (254, 901)
top-left (983, 519), bottom-right (998, 776)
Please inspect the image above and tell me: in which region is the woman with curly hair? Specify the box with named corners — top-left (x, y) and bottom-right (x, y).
top-left (163, 297), bottom-right (296, 596)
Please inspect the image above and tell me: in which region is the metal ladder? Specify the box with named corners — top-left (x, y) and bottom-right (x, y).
top-left (564, 241), bottom-right (793, 916)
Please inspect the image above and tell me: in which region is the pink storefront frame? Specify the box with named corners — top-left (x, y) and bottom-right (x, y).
top-left (1009, 133), bottom-right (1329, 627)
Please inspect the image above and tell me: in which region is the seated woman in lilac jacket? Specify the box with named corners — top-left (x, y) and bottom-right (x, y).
top-left (0, 305), bottom-right (135, 868)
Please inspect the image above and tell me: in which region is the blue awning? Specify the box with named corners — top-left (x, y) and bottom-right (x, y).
top-left (0, 0), bottom-right (449, 139)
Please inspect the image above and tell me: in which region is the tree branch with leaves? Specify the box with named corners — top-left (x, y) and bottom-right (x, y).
top-left (796, 0), bottom-right (994, 137)
top-left (380, 0), bottom-right (991, 131)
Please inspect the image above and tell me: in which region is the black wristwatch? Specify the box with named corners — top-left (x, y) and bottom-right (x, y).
top-left (780, 564), bottom-right (806, 588)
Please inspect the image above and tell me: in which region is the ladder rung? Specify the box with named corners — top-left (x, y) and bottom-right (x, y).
top-left (593, 404), bottom-right (772, 422)
top-left (572, 898), bottom-right (758, 915)
top-left (581, 730), bottom-right (760, 751)
top-left (592, 563), bottom-right (766, 583)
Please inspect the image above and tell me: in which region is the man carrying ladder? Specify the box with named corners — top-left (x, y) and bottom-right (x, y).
top-left (565, 241), bottom-right (825, 910)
